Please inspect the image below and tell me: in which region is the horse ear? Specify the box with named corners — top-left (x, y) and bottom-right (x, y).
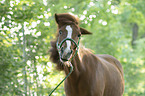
top-left (80, 27), bottom-right (92, 35)
top-left (55, 13), bottom-right (59, 24)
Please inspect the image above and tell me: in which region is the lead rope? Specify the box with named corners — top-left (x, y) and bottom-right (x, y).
top-left (48, 37), bottom-right (80, 96)
top-left (48, 62), bottom-right (73, 96)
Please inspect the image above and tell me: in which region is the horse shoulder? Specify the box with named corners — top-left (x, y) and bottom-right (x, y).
top-left (80, 53), bottom-right (106, 96)
top-left (95, 54), bottom-right (124, 96)
top-left (96, 54), bottom-right (124, 76)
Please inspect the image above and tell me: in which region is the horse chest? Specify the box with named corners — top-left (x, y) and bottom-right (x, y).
top-left (64, 80), bottom-right (92, 96)
top-left (64, 74), bottom-right (101, 96)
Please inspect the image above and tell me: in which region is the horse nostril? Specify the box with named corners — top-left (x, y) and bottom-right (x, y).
top-left (61, 47), bottom-right (64, 54)
top-left (67, 50), bottom-right (73, 56)
top-left (71, 50), bottom-right (73, 54)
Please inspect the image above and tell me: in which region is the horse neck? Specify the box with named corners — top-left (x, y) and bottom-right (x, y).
top-left (64, 48), bottom-right (86, 80)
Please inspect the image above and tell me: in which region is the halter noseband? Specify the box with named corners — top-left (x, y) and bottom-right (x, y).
top-left (56, 37), bottom-right (81, 62)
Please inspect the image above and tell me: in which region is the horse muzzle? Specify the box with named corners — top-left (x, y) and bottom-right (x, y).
top-left (60, 47), bottom-right (73, 62)
top-left (56, 38), bottom-right (81, 62)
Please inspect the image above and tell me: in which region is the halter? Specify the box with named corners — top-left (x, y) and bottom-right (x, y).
top-left (56, 37), bottom-right (81, 61)
top-left (48, 37), bottom-right (81, 96)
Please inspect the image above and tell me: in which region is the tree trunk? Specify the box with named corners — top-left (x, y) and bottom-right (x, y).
top-left (131, 23), bottom-right (139, 48)
top-left (22, 23), bottom-right (28, 96)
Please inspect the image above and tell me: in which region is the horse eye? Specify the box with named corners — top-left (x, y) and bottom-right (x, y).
top-left (78, 34), bottom-right (81, 37)
top-left (59, 30), bottom-right (62, 34)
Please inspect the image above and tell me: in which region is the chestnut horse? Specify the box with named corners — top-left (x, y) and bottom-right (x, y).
top-left (49, 13), bottom-right (124, 96)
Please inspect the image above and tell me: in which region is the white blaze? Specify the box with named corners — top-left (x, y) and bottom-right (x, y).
top-left (65, 25), bottom-right (72, 53)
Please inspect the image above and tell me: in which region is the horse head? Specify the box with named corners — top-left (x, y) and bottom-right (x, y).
top-left (55, 13), bottom-right (92, 62)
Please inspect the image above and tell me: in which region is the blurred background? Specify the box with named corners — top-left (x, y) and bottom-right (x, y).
top-left (0, 0), bottom-right (145, 96)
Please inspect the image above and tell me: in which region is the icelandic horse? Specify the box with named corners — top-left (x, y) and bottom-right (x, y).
top-left (49, 13), bottom-right (124, 96)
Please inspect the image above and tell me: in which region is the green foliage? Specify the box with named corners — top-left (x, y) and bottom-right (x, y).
top-left (0, 0), bottom-right (145, 96)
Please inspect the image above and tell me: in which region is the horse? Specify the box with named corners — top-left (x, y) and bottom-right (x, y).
top-left (49, 13), bottom-right (124, 96)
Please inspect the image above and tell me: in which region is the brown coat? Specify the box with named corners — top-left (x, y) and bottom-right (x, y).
top-left (49, 13), bottom-right (124, 96)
